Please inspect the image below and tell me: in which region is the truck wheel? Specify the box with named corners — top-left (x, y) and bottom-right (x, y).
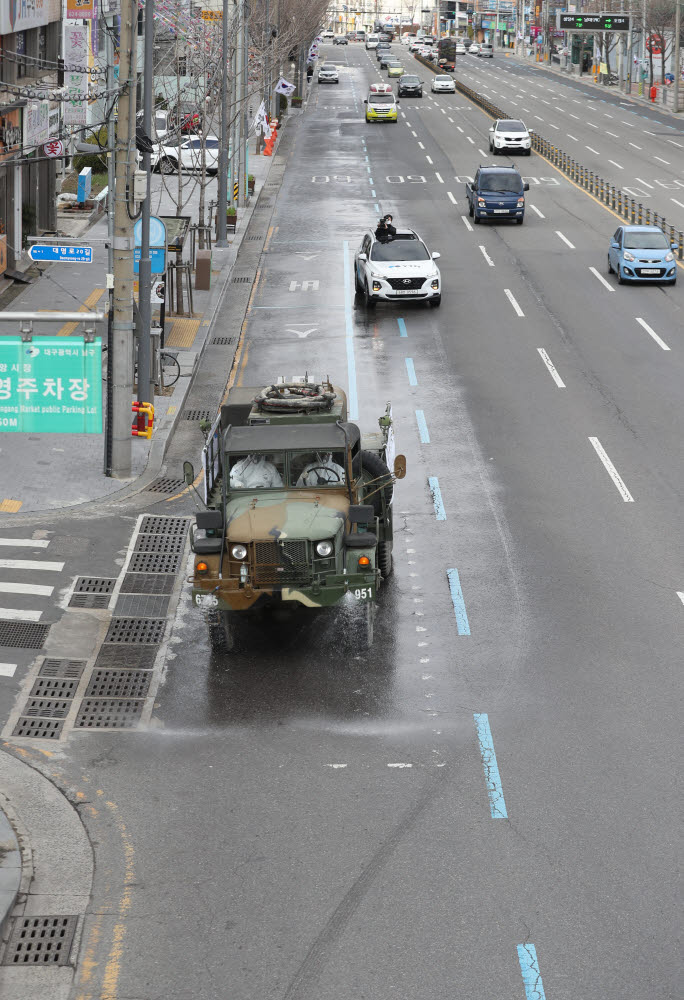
top-left (468, 201), bottom-right (474, 218)
top-left (361, 450), bottom-right (393, 514)
top-left (378, 540), bottom-right (393, 578)
top-left (207, 609), bottom-right (233, 653)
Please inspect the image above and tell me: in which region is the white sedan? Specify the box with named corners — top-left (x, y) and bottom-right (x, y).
top-left (431, 74), bottom-right (456, 93)
top-left (455, 42), bottom-right (466, 55)
top-left (469, 43), bottom-right (480, 54)
top-left (153, 135), bottom-right (220, 174)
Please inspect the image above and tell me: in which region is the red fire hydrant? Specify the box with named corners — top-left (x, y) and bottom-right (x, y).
top-left (650, 85), bottom-right (657, 102)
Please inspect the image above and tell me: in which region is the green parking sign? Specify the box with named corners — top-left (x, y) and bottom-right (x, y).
top-left (0, 336), bottom-right (102, 433)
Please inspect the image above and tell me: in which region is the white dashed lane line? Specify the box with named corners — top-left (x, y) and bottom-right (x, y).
top-left (636, 317), bottom-right (670, 351)
top-left (529, 204), bottom-right (545, 219)
top-left (654, 156), bottom-right (670, 164)
top-left (608, 159), bottom-right (624, 169)
top-left (461, 215), bottom-right (473, 231)
top-left (671, 197), bottom-right (684, 209)
top-left (589, 266), bottom-right (614, 291)
top-left (588, 437), bottom-right (634, 503)
top-left (537, 348), bottom-right (566, 388)
top-left (479, 245), bottom-right (495, 267)
top-left (467, 136), bottom-right (475, 144)
top-left (555, 231), bottom-right (575, 249)
top-left (418, 141), bottom-right (425, 149)
top-left (426, 155), bottom-right (433, 164)
top-left (586, 145), bottom-right (600, 154)
top-left (447, 191), bottom-right (456, 204)
top-left (629, 142), bottom-right (642, 149)
top-left (548, 123), bottom-right (560, 130)
top-left (504, 288), bottom-right (524, 317)
top-left (635, 177), bottom-right (654, 188)
top-left (435, 172), bottom-right (444, 183)
top-left (567, 134), bottom-right (578, 141)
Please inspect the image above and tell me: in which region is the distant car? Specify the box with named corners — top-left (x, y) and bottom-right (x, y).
top-left (152, 135), bottom-right (219, 175)
top-left (376, 43), bottom-right (391, 60)
top-left (397, 74), bottom-right (423, 97)
top-left (489, 119), bottom-right (531, 155)
top-left (455, 42), bottom-right (466, 55)
top-left (333, 35), bottom-right (348, 45)
top-left (408, 38), bottom-right (421, 51)
top-left (322, 30), bottom-right (334, 39)
top-left (431, 74), bottom-right (456, 93)
top-left (379, 52), bottom-right (395, 68)
top-left (366, 34), bottom-right (380, 49)
top-left (469, 43), bottom-right (480, 54)
top-left (463, 37), bottom-right (473, 49)
top-left (608, 225), bottom-right (678, 284)
top-left (479, 43), bottom-right (494, 58)
top-left (402, 33), bottom-right (416, 46)
top-left (385, 58), bottom-right (404, 76)
top-left (355, 228), bottom-right (442, 307)
top-left (318, 64), bottom-right (339, 82)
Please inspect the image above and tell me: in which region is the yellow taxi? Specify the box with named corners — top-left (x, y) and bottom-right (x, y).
top-left (365, 89), bottom-right (399, 122)
top-left (386, 59), bottom-right (404, 78)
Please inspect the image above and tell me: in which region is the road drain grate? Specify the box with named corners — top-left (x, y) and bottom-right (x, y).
top-left (211, 336), bottom-right (232, 345)
top-left (105, 618), bottom-right (166, 644)
top-left (75, 698), bottom-right (145, 729)
top-left (139, 516), bottom-right (188, 535)
top-left (144, 477), bottom-right (186, 494)
top-left (183, 409), bottom-right (212, 421)
top-left (30, 677), bottom-right (79, 698)
top-left (245, 235), bottom-right (263, 241)
top-left (86, 670), bottom-right (151, 699)
top-left (135, 534), bottom-right (186, 554)
top-left (96, 645), bottom-right (158, 669)
top-left (232, 276), bottom-right (252, 283)
top-left (24, 698), bottom-right (72, 719)
top-left (2, 915), bottom-right (78, 965)
top-left (39, 658), bottom-right (87, 678)
top-left (121, 573), bottom-right (175, 595)
top-left (73, 577), bottom-right (116, 594)
top-left (0, 622), bottom-right (50, 649)
top-left (11, 717), bottom-right (64, 739)
top-left (114, 594), bottom-right (170, 619)
top-left (69, 593), bottom-right (111, 609)
top-left (128, 551), bottom-right (182, 574)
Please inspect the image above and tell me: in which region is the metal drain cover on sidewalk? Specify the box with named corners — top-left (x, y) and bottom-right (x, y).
top-left (86, 670), bottom-right (151, 699)
top-left (12, 717), bottom-right (64, 739)
top-left (114, 594), bottom-right (170, 619)
top-left (134, 534), bottom-right (186, 554)
top-left (128, 551), bottom-right (182, 574)
top-left (95, 645), bottom-right (158, 669)
top-left (232, 276), bottom-right (252, 283)
top-left (24, 698), bottom-right (72, 719)
top-left (69, 593), bottom-right (111, 609)
top-left (183, 409), bottom-right (212, 421)
top-left (2, 915), bottom-right (78, 966)
top-left (139, 516), bottom-right (188, 534)
top-left (30, 677), bottom-right (80, 698)
top-left (145, 477), bottom-right (186, 494)
top-left (0, 622), bottom-right (50, 648)
top-left (211, 336), bottom-right (232, 345)
top-left (73, 577), bottom-right (116, 594)
top-left (120, 573), bottom-right (175, 595)
top-left (75, 698), bottom-right (145, 729)
top-left (105, 617), bottom-right (166, 644)
top-left (39, 658), bottom-right (87, 678)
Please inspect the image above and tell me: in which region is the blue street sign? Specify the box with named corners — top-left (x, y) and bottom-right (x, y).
top-left (134, 246), bottom-right (166, 275)
top-left (28, 245), bottom-right (93, 262)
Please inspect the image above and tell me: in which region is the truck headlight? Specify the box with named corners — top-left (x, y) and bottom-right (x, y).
top-left (316, 540), bottom-right (333, 557)
top-left (230, 544), bottom-right (247, 560)
top-left (478, 198), bottom-right (486, 207)
top-left (517, 198), bottom-right (525, 208)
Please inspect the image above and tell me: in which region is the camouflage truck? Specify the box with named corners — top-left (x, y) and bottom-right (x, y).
top-left (183, 380), bottom-right (405, 651)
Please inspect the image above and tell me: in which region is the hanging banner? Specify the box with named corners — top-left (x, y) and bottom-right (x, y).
top-left (275, 78), bottom-right (296, 97)
top-left (23, 101), bottom-right (50, 154)
top-left (64, 24), bottom-right (89, 126)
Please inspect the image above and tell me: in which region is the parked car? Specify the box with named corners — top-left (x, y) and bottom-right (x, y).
top-left (608, 225), bottom-right (678, 284)
top-left (152, 135), bottom-right (219, 175)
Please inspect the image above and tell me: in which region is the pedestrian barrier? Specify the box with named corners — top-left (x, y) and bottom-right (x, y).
top-left (131, 400), bottom-right (154, 438)
top-left (453, 79), bottom-right (684, 260)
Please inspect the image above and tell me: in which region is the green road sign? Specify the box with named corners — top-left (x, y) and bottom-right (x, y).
top-left (0, 336), bottom-right (102, 433)
top-left (557, 13), bottom-right (630, 31)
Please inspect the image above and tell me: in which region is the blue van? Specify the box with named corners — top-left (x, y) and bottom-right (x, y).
top-left (465, 164), bottom-right (530, 225)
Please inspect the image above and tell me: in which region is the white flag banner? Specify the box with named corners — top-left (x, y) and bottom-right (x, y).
top-left (275, 77), bottom-right (296, 97)
top-left (253, 100), bottom-right (270, 136)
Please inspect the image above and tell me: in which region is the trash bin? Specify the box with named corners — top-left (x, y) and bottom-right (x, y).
top-left (195, 249), bottom-right (212, 291)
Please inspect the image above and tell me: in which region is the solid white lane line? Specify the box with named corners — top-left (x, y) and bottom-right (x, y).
top-left (0, 582), bottom-right (54, 596)
top-left (0, 538), bottom-right (50, 548)
top-left (608, 159), bottom-right (624, 169)
top-left (435, 172), bottom-right (444, 183)
top-left (418, 141), bottom-right (425, 149)
top-left (654, 155), bottom-right (670, 164)
top-left (461, 215), bottom-right (473, 231)
top-left (588, 437), bottom-right (634, 502)
top-left (447, 191), bottom-right (457, 204)
top-left (629, 142), bottom-right (642, 149)
top-left (0, 559), bottom-right (64, 571)
top-left (636, 317), bottom-right (671, 351)
top-left (530, 204), bottom-right (545, 218)
top-left (426, 155), bottom-right (433, 164)
top-left (504, 288), bottom-right (524, 317)
top-left (537, 349), bottom-right (566, 388)
top-left (589, 266), bottom-right (614, 291)
top-left (671, 197), bottom-right (684, 209)
top-left (586, 145), bottom-right (600, 154)
top-left (555, 231), bottom-right (575, 249)
top-left (0, 663), bottom-right (17, 677)
top-left (0, 608), bottom-right (43, 622)
top-left (479, 245), bottom-right (495, 267)
top-left (635, 176), bottom-right (654, 188)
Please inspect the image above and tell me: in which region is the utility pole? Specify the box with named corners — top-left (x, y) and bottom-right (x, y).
top-left (110, 0), bottom-right (137, 478)
top-left (104, 11), bottom-right (116, 475)
top-left (217, 0), bottom-right (230, 244)
top-left (137, 0), bottom-right (155, 416)
top-left (674, 0), bottom-right (681, 114)
top-left (239, 0), bottom-right (248, 210)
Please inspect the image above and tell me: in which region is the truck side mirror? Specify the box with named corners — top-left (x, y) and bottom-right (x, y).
top-left (393, 455), bottom-right (406, 479)
top-left (183, 460), bottom-right (195, 485)
top-left (523, 182), bottom-right (530, 191)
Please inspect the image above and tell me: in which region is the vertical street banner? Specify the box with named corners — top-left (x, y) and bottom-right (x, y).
top-left (64, 23), bottom-right (89, 126)
top-left (0, 337), bottom-right (103, 433)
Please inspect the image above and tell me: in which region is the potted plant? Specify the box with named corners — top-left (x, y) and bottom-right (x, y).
top-left (248, 174), bottom-right (255, 194)
top-left (215, 206), bottom-right (238, 236)
top-left (291, 94), bottom-right (303, 108)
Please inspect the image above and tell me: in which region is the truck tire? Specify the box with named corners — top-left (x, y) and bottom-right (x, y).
top-left (361, 450), bottom-right (393, 515)
top-left (378, 540), bottom-right (393, 578)
top-left (207, 609), bottom-right (233, 653)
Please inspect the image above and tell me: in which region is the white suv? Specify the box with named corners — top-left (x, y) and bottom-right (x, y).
top-left (354, 229), bottom-right (442, 307)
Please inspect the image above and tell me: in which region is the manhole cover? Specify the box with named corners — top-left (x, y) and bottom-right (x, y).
top-left (39, 658), bottom-right (87, 678)
top-left (11, 717), bottom-right (64, 739)
top-left (69, 593), bottom-right (111, 609)
top-left (2, 915), bottom-right (78, 965)
top-left (86, 670), bottom-right (152, 699)
top-left (95, 645), bottom-right (158, 670)
top-left (0, 622), bottom-right (50, 649)
top-left (120, 573), bottom-right (175, 595)
top-left (24, 698), bottom-right (72, 719)
top-left (30, 677), bottom-right (79, 698)
top-left (134, 534), bottom-right (185, 554)
top-left (75, 698), bottom-right (145, 729)
top-left (73, 577), bottom-right (116, 594)
top-left (128, 552), bottom-right (182, 574)
top-left (114, 594), bottom-right (170, 619)
top-left (105, 618), bottom-right (166, 644)
top-left (212, 336), bottom-right (232, 345)
top-left (139, 516), bottom-right (189, 535)
top-left (183, 409), bottom-right (212, 421)
top-left (145, 477), bottom-right (186, 494)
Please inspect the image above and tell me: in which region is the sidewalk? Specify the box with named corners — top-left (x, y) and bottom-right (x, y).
top-left (0, 137), bottom-right (283, 515)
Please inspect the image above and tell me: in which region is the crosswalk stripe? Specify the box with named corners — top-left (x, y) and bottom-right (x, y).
top-left (0, 608), bottom-right (43, 621)
top-left (0, 663), bottom-right (17, 677)
top-left (0, 582), bottom-right (54, 596)
top-left (0, 559), bottom-right (64, 571)
top-left (0, 538), bottom-right (50, 548)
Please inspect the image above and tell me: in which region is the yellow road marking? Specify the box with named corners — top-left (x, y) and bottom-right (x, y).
top-left (165, 316), bottom-right (201, 348)
top-left (57, 288), bottom-right (105, 336)
top-left (99, 801), bottom-right (135, 1000)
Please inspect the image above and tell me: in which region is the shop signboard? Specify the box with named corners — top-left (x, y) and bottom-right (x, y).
top-left (64, 24), bottom-right (89, 126)
top-left (23, 100), bottom-right (50, 154)
top-left (0, 336), bottom-right (102, 433)
top-left (0, 3), bottom-right (51, 33)
top-left (0, 110), bottom-right (22, 163)
top-left (66, 0), bottom-right (96, 18)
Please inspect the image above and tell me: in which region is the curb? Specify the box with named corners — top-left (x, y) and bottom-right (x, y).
top-left (0, 796), bottom-right (22, 941)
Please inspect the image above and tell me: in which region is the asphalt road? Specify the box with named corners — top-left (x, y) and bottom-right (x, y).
top-left (1, 42), bottom-right (681, 1000)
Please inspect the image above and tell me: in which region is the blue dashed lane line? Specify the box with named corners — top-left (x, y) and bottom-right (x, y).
top-left (415, 409), bottom-right (430, 443)
top-left (397, 318), bottom-right (408, 337)
top-left (517, 944), bottom-right (547, 1000)
top-left (405, 357), bottom-right (417, 385)
top-left (447, 568), bottom-right (470, 635)
top-left (428, 476), bottom-right (445, 519)
top-left (474, 713), bottom-right (507, 817)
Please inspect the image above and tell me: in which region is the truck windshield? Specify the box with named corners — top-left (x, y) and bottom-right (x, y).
top-left (290, 451), bottom-right (346, 487)
top-left (479, 173), bottom-right (522, 193)
top-left (228, 453), bottom-right (286, 489)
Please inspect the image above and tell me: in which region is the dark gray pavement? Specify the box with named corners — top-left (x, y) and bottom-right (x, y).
top-left (0, 44), bottom-right (681, 1000)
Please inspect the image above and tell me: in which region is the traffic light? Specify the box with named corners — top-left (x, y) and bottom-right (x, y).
top-left (445, 1), bottom-right (456, 16)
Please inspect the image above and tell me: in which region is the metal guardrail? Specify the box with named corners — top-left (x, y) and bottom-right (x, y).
top-left (453, 79), bottom-right (684, 260)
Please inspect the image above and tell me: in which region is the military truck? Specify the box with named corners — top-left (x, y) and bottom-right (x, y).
top-left (183, 379), bottom-right (405, 652)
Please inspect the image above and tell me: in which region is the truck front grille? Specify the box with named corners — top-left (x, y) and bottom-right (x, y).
top-left (252, 540), bottom-right (309, 586)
